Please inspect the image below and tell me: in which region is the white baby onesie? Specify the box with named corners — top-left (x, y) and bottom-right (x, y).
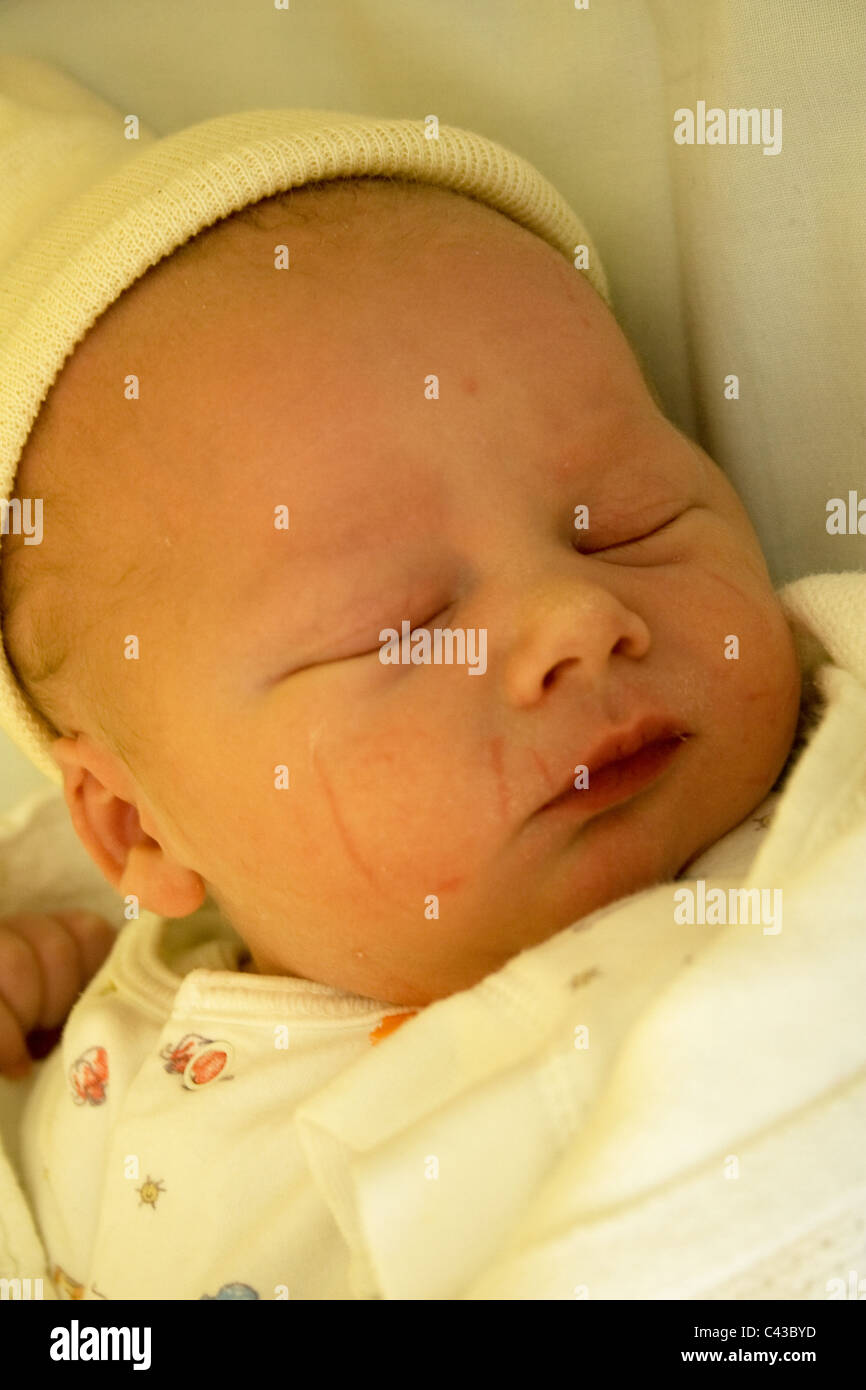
top-left (18, 791), bottom-right (779, 1302)
top-left (18, 905), bottom-right (421, 1300)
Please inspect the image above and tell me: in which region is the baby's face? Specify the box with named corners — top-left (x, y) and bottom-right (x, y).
top-left (45, 183), bottom-right (801, 1005)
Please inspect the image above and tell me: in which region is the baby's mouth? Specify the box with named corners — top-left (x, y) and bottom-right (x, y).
top-left (536, 718), bottom-right (691, 822)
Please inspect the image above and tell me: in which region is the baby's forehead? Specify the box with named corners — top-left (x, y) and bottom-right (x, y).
top-left (16, 177), bottom-right (650, 601)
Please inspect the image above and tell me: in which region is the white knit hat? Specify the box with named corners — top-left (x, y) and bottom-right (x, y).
top-left (0, 54), bottom-right (610, 788)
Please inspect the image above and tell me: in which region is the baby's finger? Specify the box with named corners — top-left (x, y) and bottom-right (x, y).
top-left (51, 911), bottom-right (116, 979)
top-left (0, 992), bottom-right (33, 1079)
top-left (0, 913), bottom-right (81, 1031)
top-left (0, 924), bottom-right (42, 1037)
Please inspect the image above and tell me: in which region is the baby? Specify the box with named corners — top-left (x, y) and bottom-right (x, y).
top-left (0, 171), bottom-right (823, 1300)
top-left (0, 173), bottom-right (802, 1049)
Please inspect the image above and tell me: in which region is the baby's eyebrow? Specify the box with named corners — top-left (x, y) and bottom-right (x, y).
top-left (546, 414), bottom-right (659, 475)
top-left (232, 494), bottom-right (382, 613)
top-left (236, 520), bottom-right (440, 678)
top-left (236, 455), bottom-right (453, 598)
top-left (242, 548), bottom-right (385, 644)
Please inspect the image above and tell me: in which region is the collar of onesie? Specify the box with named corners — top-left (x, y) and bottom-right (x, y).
top-left (103, 902), bottom-right (407, 1028)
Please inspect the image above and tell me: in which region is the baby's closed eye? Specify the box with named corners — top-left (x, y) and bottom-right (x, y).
top-left (578, 506), bottom-right (695, 555)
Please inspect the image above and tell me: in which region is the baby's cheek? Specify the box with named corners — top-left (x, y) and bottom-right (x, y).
top-left (714, 596), bottom-right (801, 790)
top-left (689, 553), bottom-right (787, 687)
top-left (293, 726), bottom-right (488, 902)
top-left (353, 742), bottom-right (493, 889)
top-left (738, 589), bottom-right (801, 708)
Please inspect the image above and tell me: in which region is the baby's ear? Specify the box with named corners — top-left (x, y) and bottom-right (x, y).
top-left (50, 732), bottom-right (147, 884)
top-left (49, 735), bottom-right (205, 918)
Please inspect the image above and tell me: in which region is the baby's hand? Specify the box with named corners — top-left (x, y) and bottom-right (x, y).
top-left (0, 911), bottom-right (116, 1081)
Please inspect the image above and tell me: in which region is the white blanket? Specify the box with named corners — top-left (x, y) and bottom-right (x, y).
top-left (1, 571), bottom-right (863, 1299)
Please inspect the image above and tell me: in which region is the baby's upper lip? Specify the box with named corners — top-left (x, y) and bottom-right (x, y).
top-left (539, 713), bottom-right (690, 810)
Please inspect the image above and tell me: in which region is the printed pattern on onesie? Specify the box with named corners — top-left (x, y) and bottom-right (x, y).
top-left (676, 789), bottom-right (780, 880)
top-left (19, 914), bottom-right (416, 1300)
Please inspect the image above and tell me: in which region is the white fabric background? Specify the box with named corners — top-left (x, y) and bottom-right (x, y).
top-left (0, 0), bottom-right (863, 811)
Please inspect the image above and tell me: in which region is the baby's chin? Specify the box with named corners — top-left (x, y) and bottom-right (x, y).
top-left (532, 775), bottom-right (768, 930)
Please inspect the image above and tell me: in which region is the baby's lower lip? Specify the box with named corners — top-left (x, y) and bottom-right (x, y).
top-left (539, 736), bottom-right (687, 820)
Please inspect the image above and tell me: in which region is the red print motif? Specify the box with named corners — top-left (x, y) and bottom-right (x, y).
top-left (160, 1033), bottom-right (234, 1090)
top-left (160, 1033), bottom-right (207, 1074)
top-left (188, 1048), bottom-right (230, 1087)
top-left (69, 1046), bottom-right (109, 1106)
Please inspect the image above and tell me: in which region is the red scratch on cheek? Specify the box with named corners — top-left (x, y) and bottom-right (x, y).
top-left (530, 748), bottom-right (556, 795)
top-left (436, 874), bottom-right (467, 893)
top-left (311, 743), bottom-right (381, 893)
top-left (489, 735), bottom-right (511, 825)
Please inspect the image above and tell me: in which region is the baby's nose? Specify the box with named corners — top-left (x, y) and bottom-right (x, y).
top-left (501, 579), bottom-right (651, 707)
